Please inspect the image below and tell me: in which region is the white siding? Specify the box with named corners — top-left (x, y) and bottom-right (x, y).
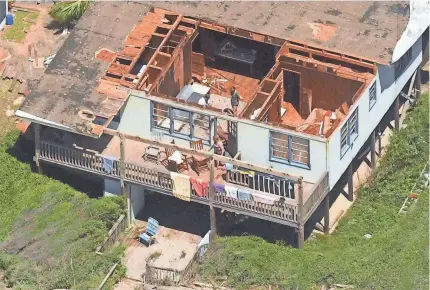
top-left (237, 122), bottom-right (327, 183)
top-left (0, 1), bottom-right (7, 31)
top-left (118, 95), bottom-right (213, 149)
top-left (327, 38), bottom-right (423, 188)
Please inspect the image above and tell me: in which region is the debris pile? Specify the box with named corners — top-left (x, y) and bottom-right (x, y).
top-left (0, 62), bottom-right (30, 96)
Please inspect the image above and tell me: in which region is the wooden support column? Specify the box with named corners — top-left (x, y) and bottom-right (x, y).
top-left (297, 177), bottom-right (304, 249)
top-left (377, 125), bottom-right (382, 156)
top-left (415, 67), bottom-right (421, 98)
top-left (120, 134), bottom-right (131, 225)
top-left (323, 194), bottom-right (330, 235)
top-left (370, 130), bottom-right (376, 170)
top-left (394, 95), bottom-right (400, 132)
top-left (209, 158), bottom-right (217, 239)
top-left (34, 123), bottom-right (42, 174)
top-left (347, 163), bottom-right (354, 202)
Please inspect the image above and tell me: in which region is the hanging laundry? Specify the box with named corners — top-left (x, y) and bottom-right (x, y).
top-left (238, 188), bottom-right (252, 201)
top-left (171, 172), bottom-right (191, 201)
top-left (225, 185), bottom-right (238, 199)
top-left (213, 183), bottom-right (225, 194)
top-left (251, 191), bottom-right (280, 205)
top-left (102, 156), bottom-right (116, 174)
top-left (190, 177), bottom-right (209, 197)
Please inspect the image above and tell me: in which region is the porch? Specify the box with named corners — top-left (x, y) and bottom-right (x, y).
top-left (35, 125), bottom-right (329, 247)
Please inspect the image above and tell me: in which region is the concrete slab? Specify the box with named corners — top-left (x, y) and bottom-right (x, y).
top-left (122, 220), bottom-right (202, 281)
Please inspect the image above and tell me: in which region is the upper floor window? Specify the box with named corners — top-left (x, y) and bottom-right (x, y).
top-left (270, 131), bottom-right (309, 168)
top-left (394, 48), bottom-right (412, 80)
top-left (340, 108), bottom-right (359, 158)
top-left (369, 81), bottom-right (377, 110)
top-left (151, 101), bottom-right (211, 144)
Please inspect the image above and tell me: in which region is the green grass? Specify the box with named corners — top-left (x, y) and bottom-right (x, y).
top-left (0, 131), bottom-right (126, 289)
top-left (199, 94), bottom-right (430, 290)
top-left (1, 11), bottom-right (39, 42)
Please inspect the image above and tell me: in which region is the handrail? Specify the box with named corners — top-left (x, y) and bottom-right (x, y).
top-left (95, 214), bottom-right (127, 254)
top-left (302, 171), bottom-right (329, 221)
top-left (39, 140), bottom-right (300, 225)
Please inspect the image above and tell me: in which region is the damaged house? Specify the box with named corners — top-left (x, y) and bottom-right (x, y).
top-left (16, 2), bottom-right (429, 247)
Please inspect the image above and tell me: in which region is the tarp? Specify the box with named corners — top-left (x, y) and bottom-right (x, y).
top-left (392, 0), bottom-right (430, 63)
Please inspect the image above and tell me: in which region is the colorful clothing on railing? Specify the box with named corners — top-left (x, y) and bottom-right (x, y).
top-left (237, 188), bottom-right (252, 201)
top-left (225, 185), bottom-right (238, 199)
top-left (102, 156), bottom-right (116, 174)
top-left (171, 172), bottom-right (191, 201)
top-left (190, 177), bottom-right (209, 197)
top-left (251, 191), bottom-right (280, 205)
top-left (213, 183), bottom-right (225, 194)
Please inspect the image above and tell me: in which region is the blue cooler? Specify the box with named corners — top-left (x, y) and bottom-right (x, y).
top-left (6, 14), bottom-right (14, 26)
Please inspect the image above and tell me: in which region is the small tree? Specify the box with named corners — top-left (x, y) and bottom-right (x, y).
top-left (49, 1), bottom-right (91, 33)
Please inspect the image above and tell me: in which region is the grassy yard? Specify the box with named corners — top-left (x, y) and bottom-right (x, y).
top-left (0, 131), bottom-right (126, 289)
top-left (1, 11), bottom-right (39, 42)
top-left (0, 80), bottom-right (126, 288)
top-left (198, 95), bottom-right (429, 289)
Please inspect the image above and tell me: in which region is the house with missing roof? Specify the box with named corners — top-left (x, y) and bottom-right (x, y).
top-left (16, 1), bottom-right (429, 247)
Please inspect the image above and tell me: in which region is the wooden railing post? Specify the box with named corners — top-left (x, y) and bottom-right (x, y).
top-left (370, 130), bottom-right (376, 169)
top-left (209, 158), bottom-right (217, 239)
top-left (394, 95), bottom-right (400, 132)
top-left (33, 123), bottom-right (42, 174)
top-left (297, 177), bottom-right (304, 249)
top-left (120, 134), bottom-right (132, 225)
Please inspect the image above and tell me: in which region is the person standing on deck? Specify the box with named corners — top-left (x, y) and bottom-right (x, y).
top-left (230, 86), bottom-right (243, 116)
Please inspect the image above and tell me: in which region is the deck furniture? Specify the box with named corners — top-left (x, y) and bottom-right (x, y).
top-left (190, 140), bottom-right (210, 174)
top-left (143, 145), bottom-right (161, 164)
top-left (139, 217), bottom-right (159, 246)
top-left (167, 149), bottom-right (189, 172)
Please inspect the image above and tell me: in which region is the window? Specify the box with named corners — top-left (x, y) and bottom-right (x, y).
top-left (394, 48), bottom-right (412, 80)
top-left (270, 131), bottom-right (309, 167)
top-left (151, 101), bottom-right (211, 143)
top-left (340, 108), bottom-right (359, 158)
top-left (369, 81), bottom-right (377, 110)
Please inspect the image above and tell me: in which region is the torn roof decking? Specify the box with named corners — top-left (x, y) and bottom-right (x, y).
top-left (20, 1), bottom-right (407, 137)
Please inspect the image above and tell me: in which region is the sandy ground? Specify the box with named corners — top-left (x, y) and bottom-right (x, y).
top-left (0, 3), bottom-right (66, 132)
top-left (119, 220), bottom-right (202, 282)
top-left (0, 3), bottom-right (66, 81)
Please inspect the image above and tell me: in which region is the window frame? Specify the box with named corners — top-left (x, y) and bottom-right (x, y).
top-left (340, 107), bottom-right (359, 159)
top-left (369, 81), bottom-right (377, 110)
top-left (269, 131), bottom-right (310, 169)
top-left (151, 101), bottom-right (212, 144)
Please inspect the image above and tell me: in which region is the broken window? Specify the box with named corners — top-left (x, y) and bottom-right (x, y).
top-left (151, 101), bottom-right (211, 143)
top-left (340, 108), bottom-right (359, 158)
top-left (270, 131), bottom-right (309, 167)
top-left (369, 81), bottom-right (377, 110)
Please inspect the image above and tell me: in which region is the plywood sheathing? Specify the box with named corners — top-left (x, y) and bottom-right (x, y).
top-left (95, 48), bottom-right (116, 63)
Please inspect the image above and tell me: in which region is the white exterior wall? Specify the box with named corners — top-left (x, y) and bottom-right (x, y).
top-left (237, 122), bottom-right (327, 183)
top-left (103, 178), bottom-right (146, 221)
top-left (327, 37), bottom-right (423, 188)
top-left (0, 1), bottom-right (8, 31)
top-left (119, 95), bottom-right (327, 184)
top-left (118, 95), bottom-right (213, 149)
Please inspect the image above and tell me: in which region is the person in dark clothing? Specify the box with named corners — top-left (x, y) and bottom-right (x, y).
top-left (230, 86), bottom-right (243, 116)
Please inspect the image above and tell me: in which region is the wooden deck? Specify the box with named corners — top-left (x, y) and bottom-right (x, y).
top-left (38, 137), bottom-right (329, 228)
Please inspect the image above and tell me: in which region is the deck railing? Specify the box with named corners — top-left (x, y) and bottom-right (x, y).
top-left (214, 192), bottom-right (298, 222)
top-left (95, 214), bottom-right (127, 254)
top-left (302, 171), bottom-right (329, 221)
top-left (39, 141), bottom-right (330, 226)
